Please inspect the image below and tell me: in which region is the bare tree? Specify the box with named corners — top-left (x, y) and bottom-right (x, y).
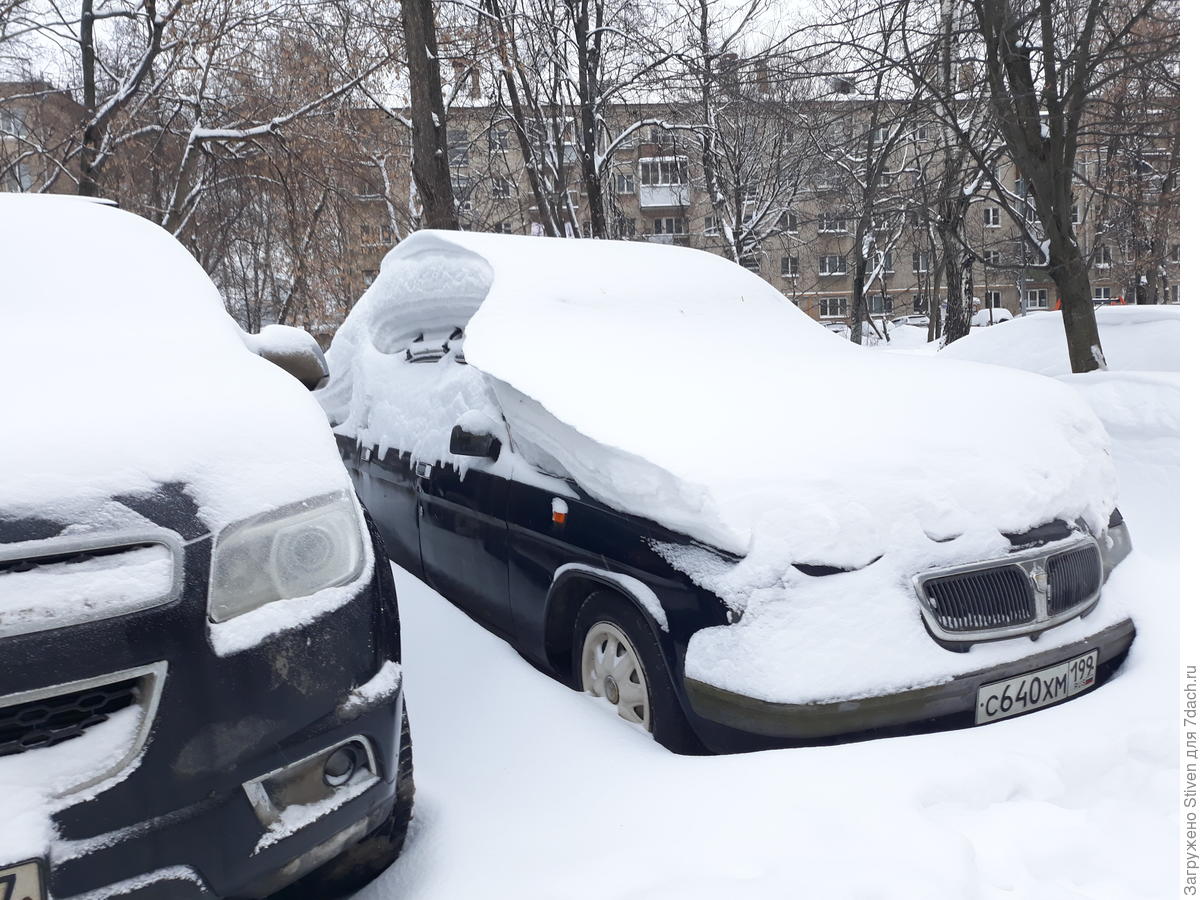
top-left (967, 0), bottom-right (1175, 372)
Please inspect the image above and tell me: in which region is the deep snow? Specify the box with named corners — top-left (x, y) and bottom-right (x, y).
top-left (353, 307), bottom-right (1177, 900)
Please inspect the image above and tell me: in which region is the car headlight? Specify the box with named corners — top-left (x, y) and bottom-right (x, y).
top-left (208, 491), bottom-right (365, 623)
top-left (1099, 507), bottom-right (1132, 579)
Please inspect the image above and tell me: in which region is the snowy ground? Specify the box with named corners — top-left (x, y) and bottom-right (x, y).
top-left (354, 312), bottom-right (1178, 900)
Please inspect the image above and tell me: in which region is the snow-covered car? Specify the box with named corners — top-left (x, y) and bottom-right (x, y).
top-left (0, 195), bottom-right (412, 899)
top-left (971, 306), bottom-right (1015, 327)
top-left (890, 314), bottom-right (930, 327)
top-left (321, 231), bottom-right (1135, 754)
top-left (822, 321), bottom-right (851, 338)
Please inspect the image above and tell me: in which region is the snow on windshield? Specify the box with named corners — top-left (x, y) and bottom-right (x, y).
top-left (0, 195), bottom-right (348, 534)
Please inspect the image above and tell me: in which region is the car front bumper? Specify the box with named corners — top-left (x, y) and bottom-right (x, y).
top-left (683, 618), bottom-right (1135, 741)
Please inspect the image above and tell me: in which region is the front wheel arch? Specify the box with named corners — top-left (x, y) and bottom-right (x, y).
top-left (543, 570), bottom-right (667, 685)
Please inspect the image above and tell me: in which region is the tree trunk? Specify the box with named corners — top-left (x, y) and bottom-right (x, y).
top-left (402, 0), bottom-right (458, 230)
top-left (849, 260), bottom-right (866, 344)
top-left (78, 0), bottom-right (99, 197)
top-left (1046, 223), bottom-right (1106, 370)
top-left (943, 240), bottom-right (973, 344)
top-left (573, 0), bottom-right (607, 238)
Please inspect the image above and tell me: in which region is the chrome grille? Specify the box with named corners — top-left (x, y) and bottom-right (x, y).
top-left (914, 535), bottom-right (1105, 642)
top-left (0, 677), bottom-right (140, 757)
top-left (1047, 543), bottom-right (1103, 616)
top-left (922, 565), bottom-right (1035, 633)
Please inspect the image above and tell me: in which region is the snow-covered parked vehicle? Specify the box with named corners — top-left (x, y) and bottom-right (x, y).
top-left (0, 196), bottom-right (412, 898)
top-left (321, 230), bottom-right (1135, 754)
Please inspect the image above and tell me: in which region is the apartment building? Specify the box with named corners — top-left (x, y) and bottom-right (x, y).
top-left (345, 98), bottom-right (1177, 327)
top-left (0, 81), bottom-right (83, 194)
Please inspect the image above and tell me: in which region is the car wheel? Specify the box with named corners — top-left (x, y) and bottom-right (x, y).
top-left (270, 703), bottom-right (415, 899)
top-left (572, 590), bottom-right (702, 754)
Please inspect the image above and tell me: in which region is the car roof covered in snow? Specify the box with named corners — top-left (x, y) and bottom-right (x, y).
top-left (325, 230), bottom-right (1117, 573)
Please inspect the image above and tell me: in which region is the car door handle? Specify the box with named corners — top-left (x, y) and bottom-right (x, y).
top-left (414, 461), bottom-right (433, 480)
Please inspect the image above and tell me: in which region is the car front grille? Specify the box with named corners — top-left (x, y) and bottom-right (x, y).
top-left (1047, 543), bottom-right (1103, 617)
top-left (914, 536), bottom-right (1104, 642)
top-left (922, 565), bottom-right (1035, 633)
top-left (0, 676), bottom-right (141, 758)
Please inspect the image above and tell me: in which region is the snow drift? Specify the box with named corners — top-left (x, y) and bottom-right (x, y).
top-left (323, 231), bottom-right (1128, 702)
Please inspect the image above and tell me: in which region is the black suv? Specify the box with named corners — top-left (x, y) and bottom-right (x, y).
top-left (321, 230), bottom-right (1135, 755)
top-left (0, 196), bottom-right (412, 898)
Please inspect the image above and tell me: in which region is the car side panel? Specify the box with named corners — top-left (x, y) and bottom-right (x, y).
top-left (336, 433), bottom-right (423, 578)
top-left (506, 478), bottom-right (729, 667)
top-left (417, 460), bottom-right (512, 631)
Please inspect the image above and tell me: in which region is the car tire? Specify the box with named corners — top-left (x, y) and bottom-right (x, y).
top-left (269, 703), bottom-right (415, 899)
top-left (572, 589), bottom-right (702, 755)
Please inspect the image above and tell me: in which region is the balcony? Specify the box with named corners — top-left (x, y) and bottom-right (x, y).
top-left (639, 184), bottom-right (690, 208)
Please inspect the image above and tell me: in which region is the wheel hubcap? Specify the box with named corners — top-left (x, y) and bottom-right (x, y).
top-left (581, 621), bottom-right (650, 731)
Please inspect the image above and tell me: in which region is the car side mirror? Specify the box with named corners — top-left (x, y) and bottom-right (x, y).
top-left (450, 424), bottom-right (502, 461)
top-left (245, 324), bottom-right (329, 391)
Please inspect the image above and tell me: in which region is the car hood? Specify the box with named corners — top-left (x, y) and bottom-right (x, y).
top-left (0, 195), bottom-right (348, 539)
top-left (333, 231), bottom-right (1117, 577)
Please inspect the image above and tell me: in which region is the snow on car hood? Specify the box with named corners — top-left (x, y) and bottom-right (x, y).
top-left (0, 195), bottom-right (348, 535)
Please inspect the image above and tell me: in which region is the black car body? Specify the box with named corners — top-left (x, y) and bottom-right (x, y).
top-left (0, 196), bottom-right (411, 898)
top-left (320, 230), bottom-right (1135, 755)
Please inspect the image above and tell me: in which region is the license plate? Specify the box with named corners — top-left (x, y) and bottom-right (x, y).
top-left (976, 649), bottom-right (1099, 724)
top-left (0, 860), bottom-right (46, 900)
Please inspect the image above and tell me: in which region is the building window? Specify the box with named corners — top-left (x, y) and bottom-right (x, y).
top-left (703, 215), bottom-right (720, 236)
top-left (983, 206), bottom-right (1001, 227)
top-left (1014, 177), bottom-right (1027, 196)
top-left (653, 216), bottom-right (685, 235)
top-left (983, 249), bottom-right (1002, 266)
top-left (819, 297), bottom-right (848, 318)
top-left (1071, 204), bottom-right (1081, 225)
top-left (1095, 243), bottom-right (1112, 268)
top-left (819, 255), bottom-right (848, 276)
top-left (915, 124), bottom-right (930, 142)
top-left (743, 183), bottom-right (759, 201)
top-left (451, 175), bottom-right (473, 211)
top-left (779, 210), bottom-right (798, 233)
top-left (871, 125), bottom-right (891, 144)
top-left (491, 177), bottom-right (512, 198)
top-left (868, 294), bottom-right (893, 315)
top-left (879, 251), bottom-right (894, 273)
top-left (616, 173), bottom-right (635, 194)
top-left (1026, 288), bottom-right (1049, 310)
top-left (448, 129), bottom-right (470, 166)
top-left (913, 295), bottom-right (929, 312)
top-left (818, 212), bottom-right (848, 233)
top-left (488, 127), bottom-right (509, 151)
top-left (782, 128), bottom-right (795, 144)
top-left (493, 222), bottom-right (513, 234)
top-left (985, 290), bottom-right (1003, 308)
top-left (1171, 243), bottom-right (1180, 263)
top-left (1093, 286), bottom-right (1112, 301)
top-left (380, 224), bottom-right (395, 244)
top-left (741, 256), bottom-right (761, 272)
top-left (639, 157), bottom-right (687, 186)
top-left (781, 256), bottom-right (800, 277)
top-left (912, 251), bottom-right (931, 273)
